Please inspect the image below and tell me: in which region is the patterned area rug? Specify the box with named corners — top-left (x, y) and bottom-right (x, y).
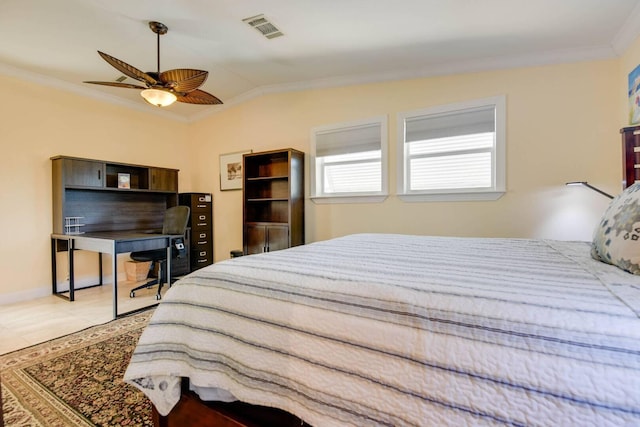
top-left (1, 310), bottom-right (154, 426)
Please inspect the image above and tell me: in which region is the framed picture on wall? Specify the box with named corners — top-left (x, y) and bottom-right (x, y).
top-left (629, 64), bottom-right (640, 125)
top-left (220, 150), bottom-right (252, 190)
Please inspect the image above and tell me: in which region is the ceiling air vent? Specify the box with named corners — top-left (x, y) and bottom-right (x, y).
top-left (242, 14), bottom-right (283, 39)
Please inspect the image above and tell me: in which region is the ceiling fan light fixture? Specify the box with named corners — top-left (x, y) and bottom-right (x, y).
top-left (141, 88), bottom-right (177, 107)
top-left (86, 21), bottom-right (222, 106)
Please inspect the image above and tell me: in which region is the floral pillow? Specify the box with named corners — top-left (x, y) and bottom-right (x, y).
top-left (591, 183), bottom-right (640, 274)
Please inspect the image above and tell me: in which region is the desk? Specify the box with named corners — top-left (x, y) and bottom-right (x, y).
top-left (51, 231), bottom-right (178, 318)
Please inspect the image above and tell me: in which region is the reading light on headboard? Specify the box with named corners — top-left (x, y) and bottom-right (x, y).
top-left (565, 181), bottom-right (614, 199)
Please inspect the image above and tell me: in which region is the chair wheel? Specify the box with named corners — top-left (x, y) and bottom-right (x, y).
top-left (130, 291), bottom-right (136, 298)
top-left (155, 293), bottom-right (162, 300)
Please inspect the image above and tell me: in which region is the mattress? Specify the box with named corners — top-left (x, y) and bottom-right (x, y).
top-left (124, 233), bottom-right (640, 426)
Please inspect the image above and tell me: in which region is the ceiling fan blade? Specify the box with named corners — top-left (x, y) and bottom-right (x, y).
top-left (176, 89), bottom-right (223, 105)
top-left (159, 69), bottom-right (208, 93)
top-left (97, 51), bottom-right (157, 86)
top-left (84, 81), bottom-right (147, 89)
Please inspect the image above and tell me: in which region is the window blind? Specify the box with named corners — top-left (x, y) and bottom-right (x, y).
top-left (409, 150), bottom-right (492, 190)
top-left (405, 107), bottom-right (494, 143)
top-left (324, 159), bottom-right (381, 193)
top-left (316, 123), bottom-right (381, 157)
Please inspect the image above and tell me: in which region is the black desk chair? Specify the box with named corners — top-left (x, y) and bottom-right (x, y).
top-left (129, 205), bottom-right (190, 300)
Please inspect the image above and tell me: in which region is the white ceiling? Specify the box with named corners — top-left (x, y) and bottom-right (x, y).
top-left (1, 0), bottom-right (639, 122)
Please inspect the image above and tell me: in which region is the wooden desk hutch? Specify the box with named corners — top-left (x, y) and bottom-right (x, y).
top-left (51, 155), bottom-right (190, 276)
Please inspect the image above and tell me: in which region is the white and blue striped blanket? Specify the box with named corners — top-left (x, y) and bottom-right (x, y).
top-left (124, 234), bottom-right (640, 426)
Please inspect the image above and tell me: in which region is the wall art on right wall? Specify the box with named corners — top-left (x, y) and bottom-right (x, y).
top-left (628, 63), bottom-right (640, 125)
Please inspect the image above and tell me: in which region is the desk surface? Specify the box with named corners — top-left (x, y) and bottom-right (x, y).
top-left (52, 230), bottom-right (169, 240)
top-left (52, 231), bottom-right (181, 253)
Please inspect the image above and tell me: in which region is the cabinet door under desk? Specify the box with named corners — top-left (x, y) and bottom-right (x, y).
top-left (179, 193), bottom-right (214, 272)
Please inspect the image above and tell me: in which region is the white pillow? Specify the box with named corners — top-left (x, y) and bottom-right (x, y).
top-left (591, 183), bottom-right (640, 274)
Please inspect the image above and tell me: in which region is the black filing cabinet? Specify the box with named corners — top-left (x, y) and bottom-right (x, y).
top-left (179, 193), bottom-right (214, 271)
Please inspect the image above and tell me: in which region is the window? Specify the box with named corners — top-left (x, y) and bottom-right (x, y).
top-left (311, 116), bottom-right (388, 203)
top-left (397, 96), bottom-right (506, 202)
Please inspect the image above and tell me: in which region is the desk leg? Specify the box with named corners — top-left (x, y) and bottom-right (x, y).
top-left (166, 245), bottom-right (172, 292)
top-left (155, 246), bottom-right (172, 299)
top-left (51, 238), bottom-right (57, 295)
top-left (68, 239), bottom-right (75, 302)
top-left (112, 242), bottom-right (118, 319)
top-left (99, 253), bottom-right (103, 285)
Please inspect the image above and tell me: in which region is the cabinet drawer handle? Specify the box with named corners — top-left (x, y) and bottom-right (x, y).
top-left (197, 223), bottom-right (207, 227)
top-left (199, 233), bottom-right (206, 238)
top-left (199, 251), bottom-right (207, 256)
top-left (197, 204), bottom-right (206, 208)
top-left (199, 215), bottom-right (206, 220)
top-left (198, 241), bottom-right (208, 245)
top-left (197, 259), bottom-right (208, 263)
top-left (198, 196), bottom-right (206, 202)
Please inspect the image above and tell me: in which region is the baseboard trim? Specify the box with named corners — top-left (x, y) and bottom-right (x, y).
top-left (0, 276), bottom-right (115, 306)
top-left (0, 287), bottom-right (51, 305)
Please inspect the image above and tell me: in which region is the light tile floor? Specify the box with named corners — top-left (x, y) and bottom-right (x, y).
top-left (0, 280), bottom-right (166, 355)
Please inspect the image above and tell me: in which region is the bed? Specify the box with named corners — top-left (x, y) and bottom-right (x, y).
top-left (124, 231), bottom-right (640, 426)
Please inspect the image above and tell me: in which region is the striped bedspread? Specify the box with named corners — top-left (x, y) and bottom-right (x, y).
top-left (124, 233), bottom-right (640, 426)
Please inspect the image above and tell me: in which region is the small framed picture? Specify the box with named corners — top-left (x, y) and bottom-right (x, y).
top-left (220, 150), bottom-right (251, 191)
top-left (118, 173), bottom-right (131, 189)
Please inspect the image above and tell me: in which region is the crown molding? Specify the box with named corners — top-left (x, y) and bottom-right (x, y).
top-left (193, 44), bottom-right (618, 122)
top-left (0, 62), bottom-right (189, 123)
top-left (0, 42), bottom-right (624, 124)
top-left (612, 2), bottom-right (640, 55)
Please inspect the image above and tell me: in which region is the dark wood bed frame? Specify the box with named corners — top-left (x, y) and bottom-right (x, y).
top-left (153, 380), bottom-right (310, 427)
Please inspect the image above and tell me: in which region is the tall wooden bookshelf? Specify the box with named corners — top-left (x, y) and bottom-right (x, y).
top-left (242, 149), bottom-right (304, 255)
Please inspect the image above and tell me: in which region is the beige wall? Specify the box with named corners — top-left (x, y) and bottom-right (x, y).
top-left (2, 39), bottom-right (638, 303)
top-left (190, 59), bottom-right (623, 262)
top-left (0, 74), bottom-right (190, 303)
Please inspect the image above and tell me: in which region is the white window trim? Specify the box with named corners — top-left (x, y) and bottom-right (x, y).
top-left (311, 194), bottom-right (388, 204)
top-left (397, 96), bottom-right (506, 202)
top-left (310, 116), bottom-right (389, 204)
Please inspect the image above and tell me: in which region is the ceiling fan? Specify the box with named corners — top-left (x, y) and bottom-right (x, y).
top-left (84, 21), bottom-right (222, 107)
